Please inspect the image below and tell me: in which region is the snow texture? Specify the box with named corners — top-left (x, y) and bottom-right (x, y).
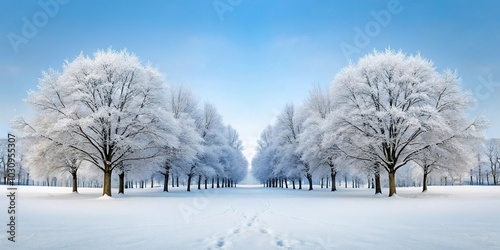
top-left (0, 185), bottom-right (499, 249)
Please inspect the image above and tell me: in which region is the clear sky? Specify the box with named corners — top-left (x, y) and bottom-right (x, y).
top-left (1, 0), bottom-right (500, 164)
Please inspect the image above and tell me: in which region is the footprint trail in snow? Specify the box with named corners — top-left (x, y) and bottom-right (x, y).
top-left (205, 199), bottom-right (294, 249)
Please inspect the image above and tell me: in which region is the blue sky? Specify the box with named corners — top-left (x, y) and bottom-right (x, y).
top-left (1, 0), bottom-right (500, 162)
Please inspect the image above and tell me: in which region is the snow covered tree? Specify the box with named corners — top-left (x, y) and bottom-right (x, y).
top-left (222, 125), bottom-right (248, 185)
top-left (298, 86), bottom-right (343, 192)
top-left (276, 103), bottom-right (314, 190)
top-left (484, 138), bottom-right (500, 185)
top-left (0, 138), bottom-right (7, 184)
top-left (329, 49), bottom-right (479, 196)
top-left (20, 49), bottom-right (171, 196)
top-left (413, 136), bottom-right (476, 192)
top-left (252, 103), bottom-right (314, 190)
top-left (252, 126), bottom-right (278, 186)
top-left (152, 85), bottom-right (202, 192)
top-left (185, 103), bottom-right (224, 191)
top-left (411, 68), bottom-right (483, 191)
top-left (25, 137), bottom-right (84, 192)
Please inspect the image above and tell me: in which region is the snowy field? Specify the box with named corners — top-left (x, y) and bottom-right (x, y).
top-left (1, 185), bottom-right (499, 250)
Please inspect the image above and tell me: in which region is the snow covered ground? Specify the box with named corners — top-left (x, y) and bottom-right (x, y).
top-left (1, 185), bottom-right (499, 249)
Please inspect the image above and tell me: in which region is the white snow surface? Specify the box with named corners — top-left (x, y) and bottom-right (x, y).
top-left (1, 185), bottom-right (499, 249)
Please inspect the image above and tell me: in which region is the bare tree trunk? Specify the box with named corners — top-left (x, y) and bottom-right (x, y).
top-left (163, 173), bottom-right (169, 192)
top-left (331, 169), bottom-right (337, 192)
top-left (321, 178), bottom-right (324, 188)
top-left (198, 175), bottom-right (202, 190)
top-left (292, 180), bottom-right (296, 189)
top-left (284, 178), bottom-right (288, 188)
top-left (217, 176), bottom-right (220, 188)
top-left (118, 171), bottom-right (125, 194)
top-left (388, 170), bottom-right (397, 197)
top-left (103, 164), bottom-right (112, 196)
top-left (477, 164), bottom-right (483, 185)
top-left (71, 171), bottom-right (78, 193)
top-left (176, 176), bottom-right (179, 187)
top-left (171, 172), bottom-right (174, 188)
top-left (298, 179), bottom-right (302, 190)
top-left (306, 173), bottom-right (313, 191)
top-left (422, 170), bottom-right (429, 192)
top-left (204, 177), bottom-right (208, 189)
top-left (375, 166), bottom-right (382, 194)
top-left (187, 174), bottom-right (193, 192)
top-left (211, 177), bottom-right (214, 188)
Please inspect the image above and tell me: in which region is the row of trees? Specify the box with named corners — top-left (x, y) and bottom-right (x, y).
top-left (13, 49), bottom-right (247, 196)
top-left (252, 49), bottom-right (487, 196)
